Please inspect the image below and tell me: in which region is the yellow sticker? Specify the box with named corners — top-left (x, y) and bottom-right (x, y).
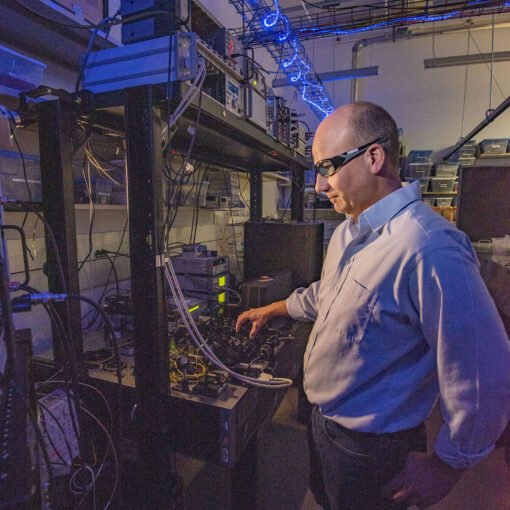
top-left (218, 292), bottom-right (226, 303)
top-left (218, 276), bottom-right (226, 287)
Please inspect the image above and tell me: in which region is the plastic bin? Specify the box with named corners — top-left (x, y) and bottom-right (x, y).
top-left (407, 163), bottom-right (433, 178)
top-left (422, 197), bottom-right (435, 206)
top-left (0, 45), bottom-right (46, 95)
top-left (406, 177), bottom-right (430, 193)
top-left (430, 177), bottom-right (456, 192)
top-left (74, 178), bottom-right (113, 204)
top-left (480, 139), bottom-right (509, 154)
top-left (455, 147), bottom-right (476, 160)
top-left (0, 151), bottom-right (41, 201)
top-left (458, 157), bottom-right (475, 166)
top-left (408, 150), bottom-right (433, 163)
top-left (177, 182), bottom-right (209, 207)
top-left (435, 162), bottom-right (459, 177)
top-left (435, 197), bottom-right (453, 207)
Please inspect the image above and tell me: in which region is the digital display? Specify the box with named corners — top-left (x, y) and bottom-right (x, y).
top-left (228, 82), bottom-right (238, 95)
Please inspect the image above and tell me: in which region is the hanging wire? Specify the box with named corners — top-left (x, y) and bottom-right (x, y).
top-left (488, 12), bottom-right (495, 115)
top-left (460, 29), bottom-right (470, 139)
top-left (467, 30), bottom-right (505, 99)
top-left (432, 20), bottom-right (437, 59)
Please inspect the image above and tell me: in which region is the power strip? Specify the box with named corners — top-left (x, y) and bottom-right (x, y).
top-left (38, 390), bottom-right (80, 510)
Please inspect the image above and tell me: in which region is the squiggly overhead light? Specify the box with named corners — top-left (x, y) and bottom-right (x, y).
top-left (233, 0), bottom-right (335, 120)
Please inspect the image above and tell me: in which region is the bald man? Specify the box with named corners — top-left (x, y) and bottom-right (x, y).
top-left (236, 102), bottom-right (510, 509)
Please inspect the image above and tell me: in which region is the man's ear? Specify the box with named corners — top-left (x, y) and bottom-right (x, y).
top-left (365, 144), bottom-right (386, 175)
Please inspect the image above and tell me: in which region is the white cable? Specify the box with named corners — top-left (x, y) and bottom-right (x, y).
top-left (164, 259), bottom-right (292, 388)
top-left (79, 405), bottom-right (118, 510)
top-left (168, 58), bottom-right (206, 126)
top-left (69, 464), bottom-right (96, 494)
top-left (38, 380), bottom-right (113, 429)
top-left (161, 58), bottom-right (207, 141)
top-left (222, 286), bottom-right (242, 305)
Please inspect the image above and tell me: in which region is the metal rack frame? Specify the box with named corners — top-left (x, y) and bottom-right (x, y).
top-left (34, 80), bottom-right (310, 507)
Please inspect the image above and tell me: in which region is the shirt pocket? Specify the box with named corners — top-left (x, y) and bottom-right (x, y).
top-left (343, 279), bottom-right (378, 343)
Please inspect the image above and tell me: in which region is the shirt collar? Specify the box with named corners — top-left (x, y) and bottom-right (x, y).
top-left (349, 180), bottom-right (421, 236)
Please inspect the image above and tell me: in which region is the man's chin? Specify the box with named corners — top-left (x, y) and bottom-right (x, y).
top-left (332, 202), bottom-right (346, 214)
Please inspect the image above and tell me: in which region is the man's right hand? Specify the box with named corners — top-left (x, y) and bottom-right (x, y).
top-left (235, 300), bottom-right (289, 339)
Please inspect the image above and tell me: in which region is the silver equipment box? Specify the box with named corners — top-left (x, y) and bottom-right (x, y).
top-left (243, 68), bottom-right (267, 132)
top-left (83, 32), bottom-right (197, 93)
top-left (176, 272), bottom-right (230, 294)
top-left (171, 254), bottom-right (229, 276)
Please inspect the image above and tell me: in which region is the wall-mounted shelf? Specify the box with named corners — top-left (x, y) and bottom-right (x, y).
top-left (93, 82), bottom-right (312, 174)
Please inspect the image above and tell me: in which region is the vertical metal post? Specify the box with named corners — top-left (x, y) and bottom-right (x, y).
top-left (250, 168), bottom-right (262, 222)
top-left (124, 85), bottom-right (173, 507)
top-left (38, 99), bottom-right (83, 369)
top-left (290, 162), bottom-right (304, 222)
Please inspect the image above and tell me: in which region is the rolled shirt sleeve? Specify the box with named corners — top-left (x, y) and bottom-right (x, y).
top-left (286, 280), bottom-right (321, 322)
top-left (410, 245), bottom-right (510, 468)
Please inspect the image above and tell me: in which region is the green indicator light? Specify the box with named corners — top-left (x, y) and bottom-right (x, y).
top-left (218, 276), bottom-right (226, 287)
top-left (188, 305), bottom-right (199, 312)
top-left (218, 292), bottom-right (226, 303)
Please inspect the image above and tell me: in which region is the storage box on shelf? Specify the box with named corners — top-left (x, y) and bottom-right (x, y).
top-left (406, 162), bottom-right (433, 179)
top-left (480, 139), bottom-right (509, 154)
top-left (435, 162), bottom-right (459, 177)
top-left (0, 152), bottom-right (41, 202)
top-left (406, 177), bottom-right (429, 193)
top-left (178, 182), bottom-right (209, 207)
top-left (430, 176), bottom-right (456, 192)
top-left (408, 150), bottom-right (433, 163)
top-left (458, 157), bottom-right (476, 166)
top-left (454, 147), bottom-right (477, 161)
top-left (167, 181), bottom-right (209, 207)
top-left (401, 150), bottom-right (433, 180)
top-left (435, 196), bottom-right (454, 207)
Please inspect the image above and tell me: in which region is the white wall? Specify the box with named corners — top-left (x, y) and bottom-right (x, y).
top-left (362, 27), bottom-right (510, 151)
top-left (294, 22), bottom-right (510, 152)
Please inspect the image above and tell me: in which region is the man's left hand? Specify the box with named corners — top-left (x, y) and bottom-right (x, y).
top-left (383, 452), bottom-right (465, 509)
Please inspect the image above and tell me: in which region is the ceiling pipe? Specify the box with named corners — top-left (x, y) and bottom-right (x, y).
top-left (349, 17), bottom-right (510, 103)
top-left (350, 39), bottom-right (366, 102)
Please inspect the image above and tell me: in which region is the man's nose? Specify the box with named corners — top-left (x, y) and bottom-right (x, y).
top-left (315, 173), bottom-right (330, 194)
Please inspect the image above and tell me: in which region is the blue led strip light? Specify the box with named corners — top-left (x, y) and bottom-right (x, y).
top-left (234, 0), bottom-right (510, 42)
top-left (299, 10), bottom-right (461, 37)
top-left (230, 0), bottom-right (335, 120)
top-left (284, 0), bottom-right (510, 39)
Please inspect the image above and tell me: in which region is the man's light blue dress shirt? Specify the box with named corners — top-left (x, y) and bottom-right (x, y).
top-left (286, 180), bottom-right (510, 468)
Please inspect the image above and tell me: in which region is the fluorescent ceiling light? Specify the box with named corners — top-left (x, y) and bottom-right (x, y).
top-left (424, 51), bottom-right (510, 68)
